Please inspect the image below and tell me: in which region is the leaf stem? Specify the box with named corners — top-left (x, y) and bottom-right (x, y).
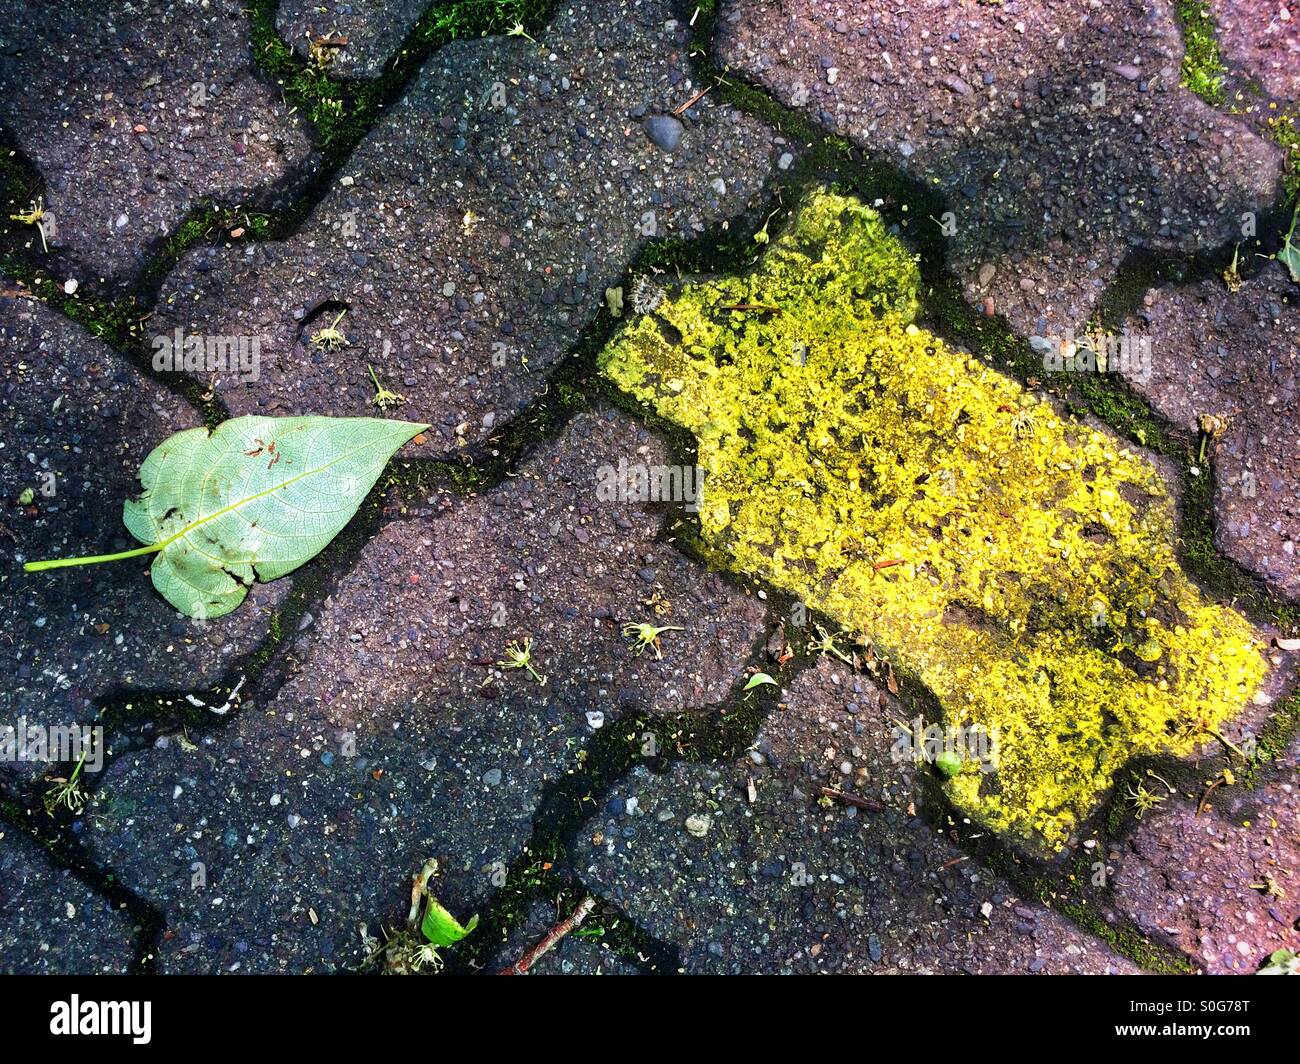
top-left (23, 543), bottom-right (162, 572)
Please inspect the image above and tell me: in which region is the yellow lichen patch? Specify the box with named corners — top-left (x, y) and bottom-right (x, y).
top-left (599, 189), bottom-right (1265, 851)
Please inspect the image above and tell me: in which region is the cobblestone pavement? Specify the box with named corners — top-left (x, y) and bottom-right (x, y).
top-left (153, 0), bottom-right (778, 449)
top-left (0, 0), bottom-right (1296, 976)
top-left (1122, 262), bottom-right (1300, 598)
top-left (0, 0), bottom-right (315, 289)
top-left (716, 0), bottom-right (1281, 339)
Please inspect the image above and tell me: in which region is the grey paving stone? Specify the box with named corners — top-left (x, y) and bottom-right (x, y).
top-left (277, 0), bottom-right (428, 77)
top-left (715, 0), bottom-right (1282, 338)
top-left (0, 0), bottom-right (315, 288)
top-left (570, 661), bottom-right (1141, 974)
top-left (152, 0), bottom-right (779, 449)
top-left (81, 409), bottom-right (765, 972)
top-left (1121, 262), bottom-right (1300, 598)
top-left (0, 296), bottom-right (283, 785)
top-left (1111, 732), bottom-right (1300, 974)
top-left (0, 827), bottom-right (135, 973)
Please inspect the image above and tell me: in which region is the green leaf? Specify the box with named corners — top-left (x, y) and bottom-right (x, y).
top-left (934, 751), bottom-right (963, 778)
top-left (1278, 240), bottom-right (1300, 284)
top-left (25, 415), bottom-right (427, 618)
top-left (1257, 948), bottom-right (1298, 974)
top-left (421, 900), bottom-right (479, 947)
top-left (1280, 203), bottom-right (1300, 283)
top-left (743, 672), bottom-right (777, 691)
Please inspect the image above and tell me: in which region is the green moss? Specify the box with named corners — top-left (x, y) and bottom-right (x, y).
top-left (1175, 1), bottom-right (1228, 106)
top-left (1268, 110), bottom-right (1300, 206)
top-left (247, 0), bottom-right (552, 155)
top-left (599, 189), bottom-right (1267, 852)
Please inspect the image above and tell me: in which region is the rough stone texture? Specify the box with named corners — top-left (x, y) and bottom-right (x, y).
top-left (277, 0), bottom-right (427, 77)
top-left (0, 828), bottom-right (135, 973)
top-left (0, 1), bottom-right (314, 289)
top-left (1112, 732), bottom-right (1300, 974)
top-left (153, 0), bottom-right (779, 449)
top-left (5, 0), bottom-right (1294, 979)
top-left (570, 662), bottom-right (1139, 974)
top-left (1212, 0), bottom-right (1300, 102)
top-left (0, 296), bottom-right (283, 784)
top-left (1122, 262), bottom-right (1300, 598)
top-left (84, 410), bottom-right (765, 972)
top-left (251, 408), bottom-right (765, 728)
top-left (715, 0), bottom-right (1282, 338)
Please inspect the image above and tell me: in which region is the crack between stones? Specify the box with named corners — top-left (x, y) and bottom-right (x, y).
top-left (3, 0), bottom-right (1295, 976)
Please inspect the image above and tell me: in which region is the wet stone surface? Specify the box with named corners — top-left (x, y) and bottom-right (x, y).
top-left (569, 662), bottom-right (1139, 974)
top-left (153, 0), bottom-right (779, 451)
top-left (82, 410), bottom-right (764, 972)
top-left (277, 0), bottom-right (428, 78)
top-left (0, 297), bottom-right (282, 785)
top-left (1111, 733), bottom-right (1300, 974)
top-left (0, 828), bottom-right (136, 974)
top-left (1122, 262), bottom-right (1300, 598)
top-left (0, 0), bottom-right (314, 289)
top-left (715, 0), bottom-right (1282, 338)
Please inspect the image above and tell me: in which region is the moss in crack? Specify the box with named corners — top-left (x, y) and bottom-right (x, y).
top-left (0, 791), bottom-right (164, 974)
top-left (0, 264), bottom-right (225, 427)
top-left (1, 142), bottom-right (230, 423)
top-left (936, 794), bottom-right (1195, 973)
top-left (1248, 682), bottom-right (1300, 781)
top-left (248, 0), bottom-right (554, 156)
top-left (1268, 110), bottom-right (1300, 206)
top-left (1175, 0), bottom-right (1228, 106)
top-left (448, 620), bottom-right (784, 974)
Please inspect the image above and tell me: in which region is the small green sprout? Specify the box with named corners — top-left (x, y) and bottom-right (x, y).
top-left (743, 672), bottom-right (777, 691)
top-left (1222, 243), bottom-right (1243, 293)
top-left (1122, 779), bottom-right (1166, 820)
top-left (375, 858), bottom-right (479, 974)
top-left (43, 749), bottom-right (89, 816)
top-left (808, 623), bottom-right (854, 666)
top-left (497, 638), bottom-right (546, 684)
top-left (933, 750), bottom-right (963, 778)
top-left (314, 98), bottom-right (344, 123)
top-left (9, 197), bottom-right (49, 252)
top-left (310, 309), bottom-right (349, 350)
top-left (622, 621), bottom-right (684, 659)
top-left (752, 208), bottom-right (779, 245)
top-left (368, 364), bottom-right (406, 410)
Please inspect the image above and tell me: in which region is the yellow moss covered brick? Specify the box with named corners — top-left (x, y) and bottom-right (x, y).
top-left (599, 189), bottom-right (1266, 851)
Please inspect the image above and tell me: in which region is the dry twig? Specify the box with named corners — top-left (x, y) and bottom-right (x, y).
top-left (498, 896), bottom-right (597, 975)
